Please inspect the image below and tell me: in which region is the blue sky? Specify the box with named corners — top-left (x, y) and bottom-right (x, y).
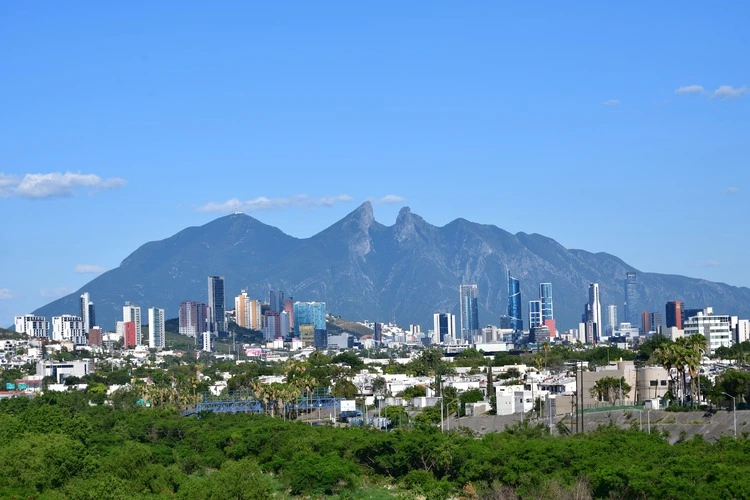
top-left (1, 2), bottom-right (749, 326)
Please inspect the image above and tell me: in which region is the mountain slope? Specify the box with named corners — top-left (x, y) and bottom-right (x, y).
top-left (34, 202), bottom-right (750, 332)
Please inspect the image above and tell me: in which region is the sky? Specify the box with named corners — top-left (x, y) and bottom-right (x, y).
top-left (1, 2), bottom-right (749, 327)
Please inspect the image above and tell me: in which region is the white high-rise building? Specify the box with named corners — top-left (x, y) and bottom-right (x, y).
top-left (14, 314), bottom-right (50, 338)
top-left (280, 310), bottom-right (290, 338)
top-left (148, 307), bottom-right (165, 349)
top-left (201, 331), bottom-right (213, 352)
top-left (123, 302), bottom-right (142, 345)
top-left (606, 305), bottom-right (618, 336)
top-left (80, 292), bottom-right (94, 333)
top-left (52, 315), bottom-right (85, 344)
top-left (587, 283), bottom-right (602, 342)
top-left (684, 307), bottom-right (732, 354)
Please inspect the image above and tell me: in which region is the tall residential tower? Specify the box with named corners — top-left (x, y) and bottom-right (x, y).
top-left (208, 276), bottom-right (226, 334)
top-left (459, 284), bottom-right (479, 343)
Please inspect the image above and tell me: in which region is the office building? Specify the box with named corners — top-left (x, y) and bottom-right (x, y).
top-left (641, 311), bottom-right (651, 335)
top-left (14, 314), bottom-right (49, 338)
top-left (433, 313), bottom-right (456, 344)
top-left (263, 311), bottom-right (280, 341)
top-left (651, 311), bottom-right (663, 334)
top-left (294, 301), bottom-right (327, 349)
top-left (123, 302), bottom-right (142, 345)
top-left (284, 298), bottom-right (294, 330)
top-left (374, 322), bottom-right (382, 345)
top-left (148, 307), bottom-right (165, 349)
top-left (507, 271), bottom-right (523, 331)
top-left (624, 272), bottom-right (638, 327)
top-left (459, 284), bottom-right (479, 343)
top-left (683, 307), bottom-right (732, 353)
top-left (179, 301), bottom-right (208, 337)
top-left (606, 305), bottom-right (618, 336)
top-left (268, 290), bottom-right (285, 313)
top-left (665, 301), bottom-right (683, 329)
top-left (539, 283), bottom-right (553, 321)
top-left (529, 300), bottom-right (542, 329)
top-left (52, 315), bottom-right (85, 344)
top-left (585, 283), bottom-right (602, 342)
top-left (280, 310), bottom-right (291, 338)
top-left (683, 308), bottom-right (703, 325)
top-left (80, 292), bottom-right (95, 333)
top-left (208, 276), bottom-right (226, 334)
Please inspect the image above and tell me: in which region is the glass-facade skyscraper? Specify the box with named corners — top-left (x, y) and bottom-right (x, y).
top-left (539, 283), bottom-right (553, 322)
top-left (529, 300), bottom-right (542, 328)
top-left (459, 285), bottom-right (479, 343)
top-left (507, 270), bottom-right (523, 331)
top-left (624, 272), bottom-right (638, 328)
top-left (208, 276), bottom-right (226, 334)
top-left (294, 301), bottom-right (327, 349)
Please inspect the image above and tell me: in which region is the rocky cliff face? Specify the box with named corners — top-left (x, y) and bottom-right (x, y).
top-left (35, 202), bottom-right (750, 331)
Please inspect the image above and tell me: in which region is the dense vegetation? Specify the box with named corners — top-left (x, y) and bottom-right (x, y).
top-left (1, 392), bottom-right (750, 499)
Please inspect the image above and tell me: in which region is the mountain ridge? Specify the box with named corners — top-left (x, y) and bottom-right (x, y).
top-left (32, 202), bottom-right (750, 333)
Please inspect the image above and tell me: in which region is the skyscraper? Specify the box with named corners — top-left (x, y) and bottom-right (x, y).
top-left (606, 304), bottom-right (618, 336)
top-left (293, 301), bottom-right (327, 349)
top-left (433, 313), bottom-right (456, 344)
top-left (641, 310), bottom-right (651, 335)
top-left (539, 283), bottom-right (553, 321)
top-left (148, 307), bottom-right (165, 349)
top-left (624, 272), bottom-right (638, 327)
top-left (123, 302), bottom-right (142, 345)
top-left (587, 283), bottom-right (602, 342)
top-left (665, 301), bottom-right (683, 329)
top-left (80, 292), bottom-right (95, 333)
top-left (268, 290), bottom-right (285, 313)
top-left (507, 271), bottom-right (523, 331)
top-left (207, 276), bottom-right (225, 334)
top-left (529, 300), bottom-right (542, 329)
top-left (179, 301), bottom-right (208, 337)
top-left (459, 284), bottom-right (479, 343)
top-left (235, 290), bottom-right (251, 328)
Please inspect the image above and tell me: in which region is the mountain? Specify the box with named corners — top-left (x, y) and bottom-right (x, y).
top-left (34, 202), bottom-right (750, 332)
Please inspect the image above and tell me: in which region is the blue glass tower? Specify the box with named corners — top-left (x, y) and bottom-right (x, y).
top-left (459, 285), bottom-right (479, 342)
top-left (507, 270), bottom-right (523, 331)
top-left (540, 283), bottom-right (553, 322)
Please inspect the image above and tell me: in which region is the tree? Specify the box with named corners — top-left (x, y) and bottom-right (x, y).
top-left (589, 376), bottom-right (630, 405)
top-left (332, 379), bottom-right (357, 400)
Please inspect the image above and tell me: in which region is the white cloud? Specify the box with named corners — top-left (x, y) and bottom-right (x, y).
top-left (675, 84), bottom-right (704, 95)
top-left (197, 194), bottom-right (354, 213)
top-left (711, 85), bottom-right (749, 99)
top-left (75, 264), bottom-right (107, 274)
top-left (374, 194), bottom-right (406, 205)
top-left (0, 288), bottom-right (15, 300)
top-left (725, 187), bottom-right (739, 195)
top-left (39, 287), bottom-right (75, 299)
top-left (603, 99), bottom-right (621, 106)
top-left (0, 171), bottom-right (127, 198)
top-left (691, 259), bottom-right (719, 268)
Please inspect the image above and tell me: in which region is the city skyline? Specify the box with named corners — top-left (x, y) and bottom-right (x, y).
top-left (1, 3), bottom-right (749, 327)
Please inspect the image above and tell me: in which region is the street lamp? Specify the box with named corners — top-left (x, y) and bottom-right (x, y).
top-left (722, 392), bottom-right (737, 438)
top-left (647, 408), bottom-right (652, 434)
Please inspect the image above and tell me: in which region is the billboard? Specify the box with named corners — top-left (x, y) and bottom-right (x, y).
top-left (340, 400), bottom-right (356, 412)
top-left (5, 383), bottom-right (15, 390)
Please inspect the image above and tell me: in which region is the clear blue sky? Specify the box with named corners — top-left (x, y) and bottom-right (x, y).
top-left (1, 2), bottom-right (749, 326)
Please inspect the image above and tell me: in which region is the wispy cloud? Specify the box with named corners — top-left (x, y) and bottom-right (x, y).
top-left (39, 287), bottom-right (75, 299)
top-left (603, 99), bottom-right (621, 106)
top-left (725, 187), bottom-right (739, 195)
top-left (691, 259), bottom-right (720, 268)
top-left (75, 264), bottom-right (107, 274)
top-left (197, 194), bottom-right (354, 213)
top-left (0, 288), bottom-right (15, 300)
top-left (712, 85), bottom-right (749, 99)
top-left (0, 171), bottom-right (127, 199)
top-left (675, 84), bottom-right (704, 95)
top-left (374, 194), bottom-right (406, 205)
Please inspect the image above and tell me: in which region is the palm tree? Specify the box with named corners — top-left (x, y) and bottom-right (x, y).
top-left (654, 345), bottom-right (677, 402)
